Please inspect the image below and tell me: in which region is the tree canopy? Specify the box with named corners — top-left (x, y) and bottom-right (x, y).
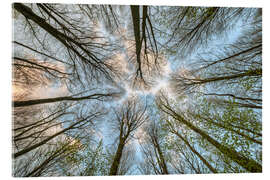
top-left (12, 3), bottom-right (262, 176)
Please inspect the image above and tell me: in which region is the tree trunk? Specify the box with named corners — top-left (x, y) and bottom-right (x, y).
top-left (109, 138), bottom-right (125, 175)
top-left (130, 5), bottom-right (143, 78)
top-left (194, 69), bottom-right (262, 85)
top-left (154, 139), bottom-right (169, 174)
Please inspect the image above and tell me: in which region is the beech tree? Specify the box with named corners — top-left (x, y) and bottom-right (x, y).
top-left (109, 99), bottom-right (147, 175)
top-left (12, 3), bottom-right (262, 176)
top-left (156, 93), bottom-right (262, 172)
top-left (139, 122), bottom-right (169, 174)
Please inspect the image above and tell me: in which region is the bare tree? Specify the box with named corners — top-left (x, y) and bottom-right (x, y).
top-left (109, 98), bottom-right (147, 175)
top-left (140, 122), bottom-right (169, 174)
top-left (13, 109), bottom-right (105, 158)
top-left (130, 5), bottom-right (159, 84)
top-left (13, 3), bottom-right (118, 85)
top-left (159, 7), bottom-right (252, 56)
top-left (170, 9), bottom-right (262, 109)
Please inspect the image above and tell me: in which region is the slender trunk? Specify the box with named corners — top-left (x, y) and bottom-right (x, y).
top-left (25, 143), bottom-right (68, 177)
top-left (154, 139), bottom-right (169, 174)
top-left (229, 123), bottom-right (262, 137)
top-left (197, 44), bottom-right (261, 71)
top-left (14, 112), bottom-right (74, 140)
top-left (109, 138), bottom-right (125, 175)
top-left (130, 5), bottom-right (141, 59)
top-left (204, 93), bottom-right (262, 103)
top-left (130, 5), bottom-right (143, 78)
top-left (223, 101), bottom-right (262, 109)
top-left (13, 41), bottom-right (70, 65)
top-left (13, 57), bottom-right (69, 75)
top-left (192, 69), bottom-right (262, 85)
top-left (198, 69), bottom-right (262, 84)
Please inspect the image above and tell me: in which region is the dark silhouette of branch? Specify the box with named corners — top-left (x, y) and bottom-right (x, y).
top-left (13, 92), bottom-right (118, 107)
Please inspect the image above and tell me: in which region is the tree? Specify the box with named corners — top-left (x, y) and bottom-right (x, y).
top-left (13, 3), bottom-right (118, 86)
top-left (109, 98), bottom-right (147, 175)
top-left (165, 119), bottom-right (218, 173)
top-left (170, 8), bottom-right (262, 107)
top-left (156, 7), bottom-right (252, 56)
top-left (130, 5), bottom-right (159, 83)
top-left (157, 93), bottom-right (262, 172)
top-left (13, 110), bottom-right (105, 158)
top-left (139, 122), bottom-right (169, 174)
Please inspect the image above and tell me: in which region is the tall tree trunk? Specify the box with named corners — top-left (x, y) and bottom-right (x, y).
top-left (153, 139), bottom-right (169, 174)
top-left (130, 5), bottom-right (143, 78)
top-left (109, 138), bottom-right (125, 175)
top-left (192, 69), bottom-right (262, 85)
top-left (177, 114), bottom-right (261, 172)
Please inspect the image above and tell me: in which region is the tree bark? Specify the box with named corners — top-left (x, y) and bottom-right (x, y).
top-left (130, 5), bottom-right (143, 79)
top-left (109, 138), bottom-right (125, 175)
top-left (153, 138), bottom-right (169, 174)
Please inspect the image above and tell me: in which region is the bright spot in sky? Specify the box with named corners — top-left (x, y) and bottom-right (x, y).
top-left (149, 79), bottom-right (169, 95)
top-left (119, 60), bottom-right (172, 99)
top-left (121, 78), bottom-right (170, 99)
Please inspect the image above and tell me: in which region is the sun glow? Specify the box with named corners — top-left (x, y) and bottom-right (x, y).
top-left (120, 78), bottom-right (171, 100)
top-left (149, 79), bottom-right (169, 95)
top-left (120, 61), bottom-right (172, 98)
